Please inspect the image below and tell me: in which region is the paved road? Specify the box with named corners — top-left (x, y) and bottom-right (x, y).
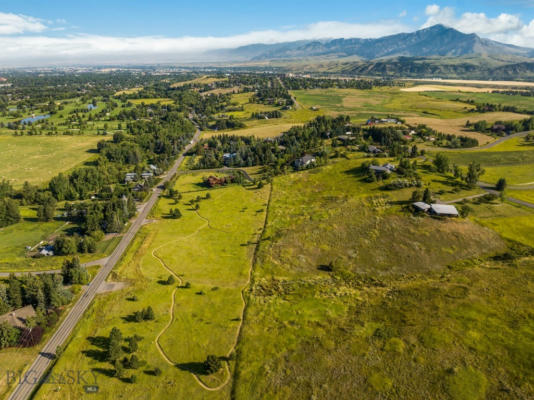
top-left (7, 129), bottom-right (202, 400)
top-left (477, 182), bottom-right (534, 209)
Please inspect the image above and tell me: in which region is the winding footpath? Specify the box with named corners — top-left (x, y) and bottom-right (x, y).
top-left (7, 129), bottom-right (202, 400)
top-left (151, 189), bottom-right (271, 393)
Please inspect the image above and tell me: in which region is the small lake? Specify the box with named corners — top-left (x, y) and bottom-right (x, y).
top-left (87, 104), bottom-right (97, 110)
top-left (20, 114), bottom-right (50, 124)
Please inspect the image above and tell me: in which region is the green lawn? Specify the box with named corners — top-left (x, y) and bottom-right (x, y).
top-left (35, 175), bottom-right (269, 399)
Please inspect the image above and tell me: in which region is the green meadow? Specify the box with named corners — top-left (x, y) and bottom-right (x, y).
top-left (232, 156), bottom-right (534, 400)
top-left (35, 173), bottom-right (269, 399)
top-left (0, 134), bottom-right (104, 187)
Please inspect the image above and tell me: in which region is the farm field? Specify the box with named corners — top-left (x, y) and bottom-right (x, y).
top-left (232, 156), bottom-right (534, 399)
top-left (35, 173), bottom-right (270, 399)
top-left (0, 134), bottom-right (104, 187)
top-left (291, 87), bottom-right (476, 121)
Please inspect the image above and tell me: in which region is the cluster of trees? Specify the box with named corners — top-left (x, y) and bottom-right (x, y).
top-left (61, 257), bottom-right (90, 285)
top-left (280, 77), bottom-right (400, 90)
top-left (192, 115), bottom-right (351, 172)
top-left (412, 124), bottom-right (478, 148)
top-left (104, 327), bottom-right (145, 382)
top-left (251, 82), bottom-right (293, 108)
top-left (0, 271), bottom-right (74, 318)
top-left (131, 306), bottom-right (155, 322)
top-left (467, 117), bottom-right (534, 136)
top-left (0, 197), bottom-right (20, 228)
top-left (64, 193), bottom-right (137, 234)
top-left (212, 116), bottom-right (246, 130)
top-left (434, 153), bottom-right (485, 187)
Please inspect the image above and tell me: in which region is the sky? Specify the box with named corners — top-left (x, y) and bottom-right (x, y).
top-left (1, 0), bottom-right (534, 66)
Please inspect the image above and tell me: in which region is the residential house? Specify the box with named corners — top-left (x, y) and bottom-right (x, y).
top-left (294, 155), bottom-right (316, 169)
top-left (141, 171), bottom-right (154, 180)
top-left (367, 145), bottom-right (383, 154)
top-left (125, 172), bottom-right (137, 183)
top-left (370, 165), bottom-right (392, 176)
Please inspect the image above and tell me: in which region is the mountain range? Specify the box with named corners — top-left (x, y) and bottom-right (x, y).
top-left (216, 25), bottom-right (534, 61)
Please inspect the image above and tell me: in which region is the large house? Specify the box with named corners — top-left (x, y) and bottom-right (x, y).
top-left (429, 204), bottom-right (459, 217)
top-left (412, 202), bottom-right (459, 217)
top-left (125, 172), bottom-right (137, 183)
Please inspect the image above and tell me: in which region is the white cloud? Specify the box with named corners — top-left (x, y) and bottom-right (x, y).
top-left (421, 4), bottom-right (534, 47)
top-left (0, 20), bottom-right (411, 66)
top-left (399, 10), bottom-right (407, 18)
top-left (425, 5), bottom-right (441, 16)
top-left (423, 5), bottom-right (522, 35)
top-left (0, 12), bottom-right (47, 35)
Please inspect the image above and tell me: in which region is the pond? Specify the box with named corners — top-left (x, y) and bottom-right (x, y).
top-left (87, 104), bottom-right (97, 110)
top-left (20, 114), bottom-right (50, 124)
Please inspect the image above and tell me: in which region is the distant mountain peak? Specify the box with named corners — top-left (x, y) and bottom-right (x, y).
top-left (219, 24), bottom-right (533, 61)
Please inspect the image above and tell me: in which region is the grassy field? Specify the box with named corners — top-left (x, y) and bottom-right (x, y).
top-left (114, 87), bottom-right (143, 96)
top-left (232, 156), bottom-right (534, 399)
top-left (470, 200), bottom-right (534, 248)
top-left (35, 174), bottom-right (269, 399)
top-left (128, 98), bottom-right (174, 105)
top-left (508, 189), bottom-right (534, 204)
top-left (171, 76), bottom-right (227, 88)
top-left (446, 146), bottom-right (534, 185)
top-left (0, 134), bottom-right (104, 187)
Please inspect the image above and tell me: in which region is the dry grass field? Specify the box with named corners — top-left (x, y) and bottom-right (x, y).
top-left (401, 85), bottom-right (498, 93)
top-left (405, 112), bottom-right (528, 145)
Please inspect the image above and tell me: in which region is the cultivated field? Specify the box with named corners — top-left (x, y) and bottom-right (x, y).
top-left (35, 173), bottom-right (269, 399)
